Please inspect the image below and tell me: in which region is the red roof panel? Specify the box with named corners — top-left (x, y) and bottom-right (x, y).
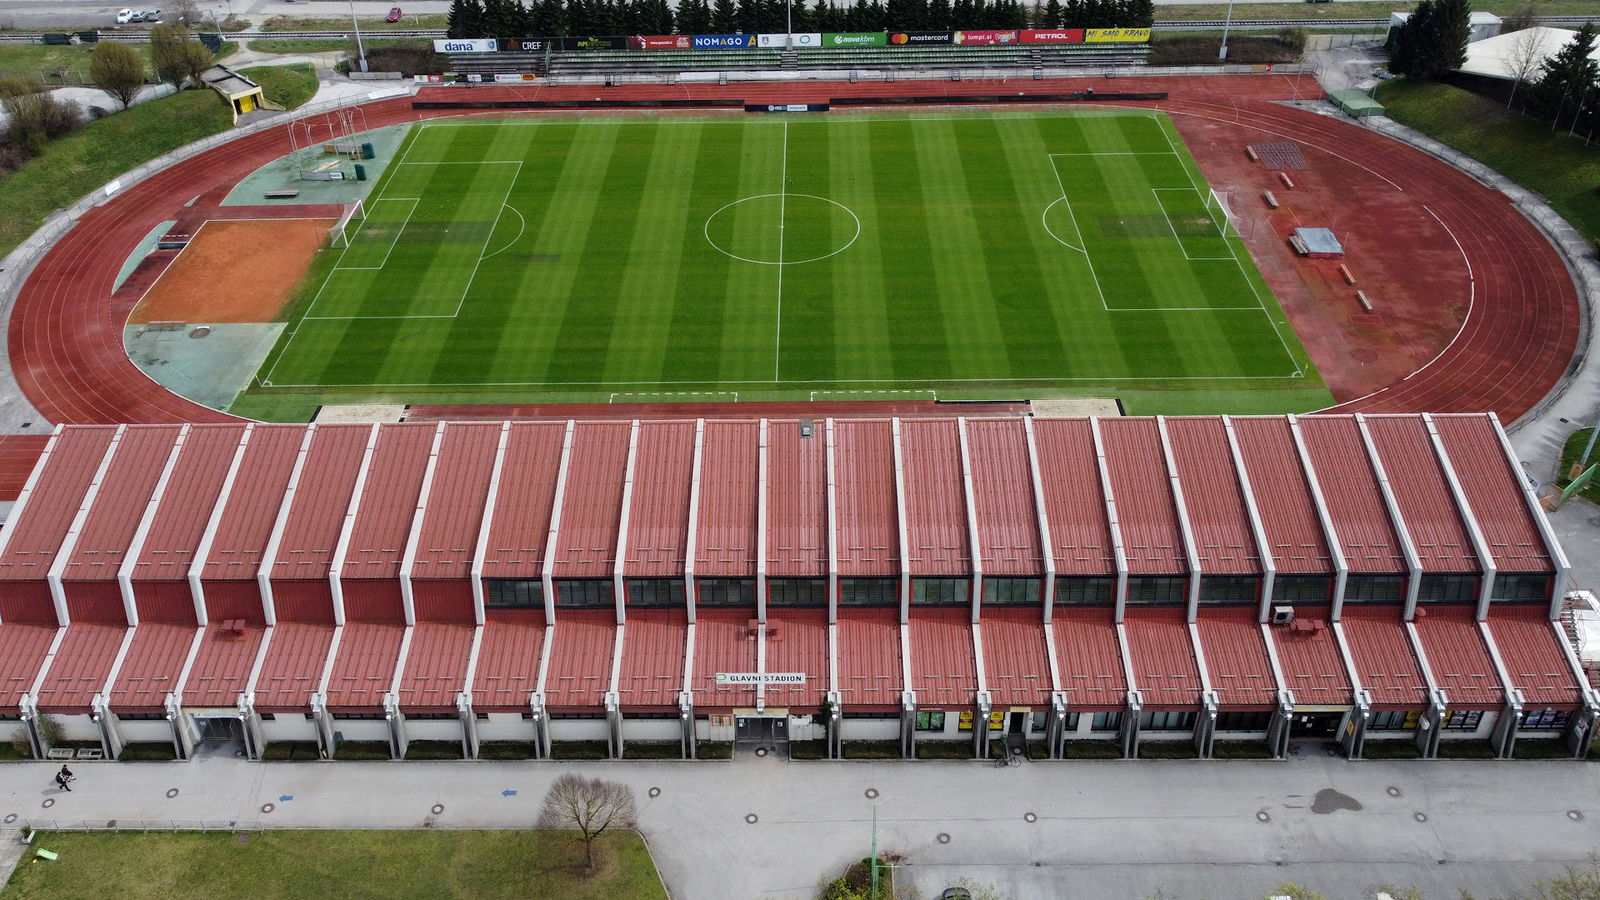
top-left (1364, 416), bottom-right (1478, 574)
top-left (1194, 607), bottom-right (1276, 707)
top-left (617, 608), bottom-right (685, 710)
top-left (624, 420), bottom-right (695, 578)
top-left (837, 608), bottom-right (901, 709)
top-left (1230, 418), bottom-right (1332, 575)
top-left (1266, 606), bottom-right (1350, 706)
top-left (269, 425), bottom-right (372, 581)
top-left (324, 621), bottom-right (403, 709)
top-left (64, 426), bottom-right (182, 578)
top-left (1486, 605), bottom-right (1581, 707)
top-left (108, 622), bottom-right (195, 709)
top-left (410, 423), bottom-right (500, 581)
top-left (909, 607), bottom-right (976, 707)
top-left (0, 434), bottom-right (49, 502)
top-left (397, 621), bottom-right (473, 711)
top-left (833, 420), bottom-right (898, 577)
top-left (696, 420), bottom-right (759, 577)
top-left (472, 608), bottom-right (543, 710)
top-left (1298, 417), bottom-right (1406, 574)
top-left (480, 422), bottom-right (566, 579)
top-left (544, 608), bottom-right (614, 709)
top-left (901, 419), bottom-right (970, 577)
top-left (251, 622), bottom-right (334, 711)
top-left (182, 622), bottom-right (264, 708)
top-left (1051, 607), bottom-right (1126, 710)
top-left (131, 425), bottom-right (247, 582)
top-left (34, 622), bottom-right (125, 712)
top-left (1432, 415), bottom-right (1552, 574)
top-left (765, 419), bottom-right (827, 577)
top-left (0, 427), bottom-right (116, 582)
top-left (979, 607), bottom-right (1050, 706)
top-left (0, 624), bottom-right (57, 707)
top-left (965, 419), bottom-right (1043, 577)
top-left (549, 421), bottom-right (631, 578)
top-left (1098, 419), bottom-right (1186, 575)
top-left (341, 424), bottom-right (436, 581)
top-left (763, 608), bottom-right (827, 710)
top-left (1031, 419), bottom-right (1114, 576)
top-left (1412, 605), bottom-right (1501, 707)
top-left (692, 608), bottom-right (757, 707)
top-left (1165, 418), bottom-right (1259, 576)
top-left (1124, 607), bottom-right (1201, 707)
top-left (1338, 607), bottom-right (1427, 707)
top-left (199, 426), bottom-right (306, 582)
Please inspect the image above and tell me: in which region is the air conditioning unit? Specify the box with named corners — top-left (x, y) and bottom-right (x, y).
top-left (1271, 605), bottom-right (1295, 626)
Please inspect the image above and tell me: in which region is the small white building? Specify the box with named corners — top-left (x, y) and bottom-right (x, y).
top-left (1387, 11), bottom-right (1504, 46)
top-left (1454, 26), bottom-right (1600, 82)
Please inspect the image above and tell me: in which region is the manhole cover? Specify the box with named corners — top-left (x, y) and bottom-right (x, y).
top-left (189, 326), bottom-right (211, 339)
top-left (936, 832), bottom-right (951, 844)
top-left (1023, 812), bottom-right (1038, 823)
top-left (1387, 786), bottom-right (1403, 798)
top-left (431, 804), bottom-right (445, 816)
top-left (648, 787), bottom-right (661, 798)
top-left (1415, 812), bottom-right (1429, 823)
top-left (166, 788), bottom-right (180, 799)
top-left (864, 788), bottom-right (879, 800)
top-left (260, 803), bottom-right (275, 815)
top-left (1256, 810), bottom-right (1271, 822)
top-left (1569, 810), bottom-right (1583, 821)
top-left (3, 813), bottom-right (15, 824)
top-left (745, 813), bottom-right (758, 824)
top-left (41, 798), bottom-right (54, 809)
top-left (755, 747), bottom-right (767, 757)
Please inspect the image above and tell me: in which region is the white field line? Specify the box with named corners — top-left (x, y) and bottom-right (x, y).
top-left (774, 120), bottom-right (788, 383)
top-left (478, 204), bottom-right (526, 263)
top-left (1045, 156), bottom-right (1110, 312)
top-left (449, 162), bottom-right (523, 317)
top-left (810, 389), bottom-right (939, 401)
top-left (610, 391), bottom-right (739, 403)
top-left (1150, 188), bottom-right (1236, 262)
top-left (325, 197), bottom-right (420, 272)
top-left (261, 373), bottom-right (1307, 389)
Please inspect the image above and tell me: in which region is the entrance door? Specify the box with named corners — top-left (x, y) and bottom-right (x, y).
top-left (195, 716), bottom-right (244, 744)
top-left (734, 716), bottom-right (788, 745)
top-left (1008, 712), bottom-right (1028, 735)
top-left (1290, 711), bottom-right (1344, 738)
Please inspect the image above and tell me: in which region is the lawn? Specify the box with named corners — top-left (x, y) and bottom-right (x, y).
top-left (0, 87), bottom-right (233, 257)
top-left (239, 62), bottom-right (318, 110)
top-left (3, 829), bottom-right (667, 900)
top-left (260, 13), bottom-right (450, 31)
top-left (238, 109), bottom-right (1326, 417)
top-left (1375, 78), bottom-right (1600, 245)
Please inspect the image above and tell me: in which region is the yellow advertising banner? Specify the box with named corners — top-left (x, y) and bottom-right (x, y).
top-left (1085, 27), bottom-right (1151, 43)
top-left (958, 710), bottom-right (974, 731)
top-left (988, 710), bottom-right (1005, 731)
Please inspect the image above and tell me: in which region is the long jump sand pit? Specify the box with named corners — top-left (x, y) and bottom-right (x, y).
top-left (129, 218), bottom-right (333, 324)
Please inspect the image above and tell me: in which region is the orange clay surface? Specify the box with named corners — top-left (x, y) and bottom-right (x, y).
top-left (129, 218), bottom-right (333, 324)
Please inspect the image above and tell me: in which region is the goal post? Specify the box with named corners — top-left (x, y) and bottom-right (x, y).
top-left (1204, 188), bottom-right (1241, 238)
top-left (328, 200), bottom-right (365, 249)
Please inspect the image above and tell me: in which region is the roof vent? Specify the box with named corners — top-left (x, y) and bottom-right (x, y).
top-left (1271, 605), bottom-right (1295, 626)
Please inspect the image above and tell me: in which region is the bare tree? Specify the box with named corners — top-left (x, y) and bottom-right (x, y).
top-left (170, 0), bottom-right (199, 26)
top-left (1505, 25), bottom-right (1547, 109)
top-left (535, 774), bottom-right (638, 871)
top-left (1502, 1), bottom-right (1539, 33)
top-left (89, 40), bottom-right (145, 109)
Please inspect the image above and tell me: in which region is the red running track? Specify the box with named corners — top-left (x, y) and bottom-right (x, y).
top-left (8, 75), bottom-right (1577, 425)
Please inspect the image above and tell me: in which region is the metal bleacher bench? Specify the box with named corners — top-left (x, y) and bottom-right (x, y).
top-left (264, 189), bottom-right (300, 199)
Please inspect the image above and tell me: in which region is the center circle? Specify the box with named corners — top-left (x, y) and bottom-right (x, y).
top-left (704, 193), bottom-right (861, 266)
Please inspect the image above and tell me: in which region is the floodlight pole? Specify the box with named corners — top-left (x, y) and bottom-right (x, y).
top-left (1218, 0), bottom-right (1235, 60)
top-left (786, 0), bottom-right (793, 49)
top-left (349, 0), bottom-right (368, 73)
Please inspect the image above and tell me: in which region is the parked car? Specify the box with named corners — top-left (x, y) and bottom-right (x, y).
top-left (115, 7), bottom-right (134, 23)
top-left (385, 6), bottom-right (402, 21)
top-left (139, 9), bottom-right (163, 22)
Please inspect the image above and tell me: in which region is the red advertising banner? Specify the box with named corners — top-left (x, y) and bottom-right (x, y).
top-left (629, 34), bottom-right (692, 49)
top-left (952, 30), bottom-right (1020, 45)
top-left (1020, 29), bottom-right (1084, 44)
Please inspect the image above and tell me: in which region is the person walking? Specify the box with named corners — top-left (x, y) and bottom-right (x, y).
top-left (56, 764), bottom-right (73, 792)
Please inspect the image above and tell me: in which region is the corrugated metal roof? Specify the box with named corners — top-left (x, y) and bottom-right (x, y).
top-left (64, 426), bottom-right (182, 577)
top-left (410, 423), bottom-right (500, 580)
top-left (472, 608), bottom-right (543, 710)
top-left (1194, 607), bottom-right (1275, 707)
top-left (341, 424), bottom-right (436, 581)
top-left (397, 621), bottom-right (473, 711)
top-left (1364, 416), bottom-right (1478, 574)
top-left (1051, 607), bottom-right (1125, 710)
top-left (182, 622), bottom-right (264, 708)
top-left (1098, 419), bottom-right (1186, 575)
top-left (900, 419), bottom-right (970, 577)
top-left (1485, 605), bottom-right (1580, 707)
top-left (623, 421), bottom-right (695, 578)
top-left (616, 608), bottom-right (685, 710)
top-left (765, 419), bottom-right (827, 577)
top-left (909, 606), bottom-right (976, 707)
top-left (1165, 418), bottom-right (1259, 576)
top-left (696, 420), bottom-right (759, 577)
top-left (324, 621), bottom-right (403, 709)
top-left (199, 426), bottom-right (305, 582)
top-left (763, 608), bottom-right (828, 710)
top-left (251, 622), bottom-right (334, 711)
top-left (480, 422), bottom-right (566, 579)
top-left (131, 425), bottom-right (247, 582)
top-left (979, 607), bottom-right (1050, 706)
top-left (0, 427), bottom-right (116, 582)
top-left (1266, 606), bottom-right (1350, 707)
top-left (0, 434), bottom-right (49, 502)
top-left (836, 608), bottom-right (901, 709)
top-left (549, 421), bottom-right (631, 578)
top-left (1230, 417), bottom-right (1332, 575)
top-left (833, 420), bottom-right (898, 577)
top-left (1297, 417), bottom-right (1406, 574)
top-left (1432, 415), bottom-right (1552, 574)
top-left (1031, 419), bottom-right (1114, 576)
top-left (1412, 605), bottom-right (1501, 707)
top-left (0, 623), bottom-right (57, 707)
top-left (108, 622), bottom-right (195, 709)
top-left (1123, 607), bottom-right (1201, 707)
top-left (544, 608), bottom-right (614, 709)
top-left (1338, 607), bottom-right (1428, 707)
top-left (34, 622), bottom-right (125, 712)
top-left (269, 425), bottom-right (371, 581)
top-left (692, 608), bottom-right (757, 707)
top-left (966, 419), bottom-right (1043, 577)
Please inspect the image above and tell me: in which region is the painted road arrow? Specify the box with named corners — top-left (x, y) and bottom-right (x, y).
top-left (502, 789), bottom-right (517, 798)
top-left (279, 795), bottom-right (294, 802)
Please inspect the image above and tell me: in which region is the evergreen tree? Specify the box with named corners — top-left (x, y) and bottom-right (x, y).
top-left (950, 0), bottom-right (972, 27)
top-left (735, 0), bottom-right (758, 32)
top-left (1534, 23), bottom-right (1600, 126)
top-left (533, 0), bottom-right (563, 35)
top-left (1122, 0), bottom-right (1152, 27)
top-left (1042, 0), bottom-right (1061, 27)
top-left (1390, 0), bottom-right (1466, 79)
top-left (1061, 0), bottom-right (1083, 27)
top-left (926, 0), bottom-right (949, 28)
top-left (1429, 0), bottom-right (1470, 74)
top-left (677, 0), bottom-right (711, 32)
top-left (711, 0), bottom-right (738, 31)
top-left (447, 0), bottom-right (485, 37)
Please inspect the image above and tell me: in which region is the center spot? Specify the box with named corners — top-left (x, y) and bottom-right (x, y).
top-left (704, 193), bottom-right (860, 266)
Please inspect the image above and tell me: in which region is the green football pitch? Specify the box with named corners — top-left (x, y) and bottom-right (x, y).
top-left (242, 109), bottom-right (1330, 417)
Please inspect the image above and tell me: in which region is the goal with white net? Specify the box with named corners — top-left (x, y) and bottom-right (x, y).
top-left (329, 200), bottom-right (365, 249)
top-left (1203, 188), bottom-right (1241, 238)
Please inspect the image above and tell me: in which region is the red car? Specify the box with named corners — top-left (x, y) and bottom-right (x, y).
top-left (384, 6), bottom-right (402, 22)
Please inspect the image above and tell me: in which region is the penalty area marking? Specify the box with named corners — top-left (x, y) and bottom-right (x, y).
top-left (809, 389), bottom-right (938, 401)
top-left (610, 391), bottom-right (739, 403)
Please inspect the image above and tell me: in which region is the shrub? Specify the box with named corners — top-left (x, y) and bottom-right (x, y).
top-left (361, 41), bottom-right (444, 76)
top-left (0, 75), bottom-right (45, 99)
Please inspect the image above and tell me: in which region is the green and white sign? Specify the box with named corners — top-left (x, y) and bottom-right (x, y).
top-left (823, 32), bottom-right (887, 47)
top-left (715, 672), bottom-right (807, 685)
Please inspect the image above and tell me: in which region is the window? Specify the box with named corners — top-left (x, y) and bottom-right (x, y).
top-left (1520, 708), bottom-right (1571, 731)
top-left (1199, 577), bottom-right (1259, 606)
top-left (770, 579), bottom-right (826, 607)
top-left (913, 578), bottom-right (967, 605)
top-left (1139, 710), bottom-right (1195, 731)
top-left (335, 712), bottom-right (386, 721)
top-left (840, 578), bottom-right (897, 607)
top-left (1126, 577), bottom-right (1186, 606)
top-left (1063, 712), bottom-right (1081, 731)
top-left (1416, 574), bottom-right (1477, 605)
top-left (627, 579), bottom-right (684, 608)
top-left (1091, 711), bottom-right (1122, 731)
top-left (984, 578), bottom-right (1042, 606)
top-left (1343, 575), bottom-right (1404, 604)
top-left (118, 712), bottom-right (166, 721)
top-left (486, 579), bottom-right (542, 609)
top-left (1031, 711), bottom-right (1049, 732)
top-left (1215, 711), bottom-right (1272, 732)
top-left (1442, 709), bottom-right (1484, 731)
top-left (258, 713), bottom-right (276, 722)
top-left (1370, 710), bottom-right (1417, 730)
top-left (1057, 578), bottom-right (1114, 607)
top-left (1493, 573), bottom-right (1551, 603)
top-left (914, 711), bottom-right (946, 731)
top-left (407, 712), bottom-right (457, 721)
top-left (697, 579), bottom-right (753, 607)
top-left (555, 579), bottom-right (613, 608)
top-left (1272, 575), bottom-right (1331, 605)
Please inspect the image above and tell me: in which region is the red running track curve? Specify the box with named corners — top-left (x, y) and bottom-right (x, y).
top-left (8, 75), bottom-right (1577, 425)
